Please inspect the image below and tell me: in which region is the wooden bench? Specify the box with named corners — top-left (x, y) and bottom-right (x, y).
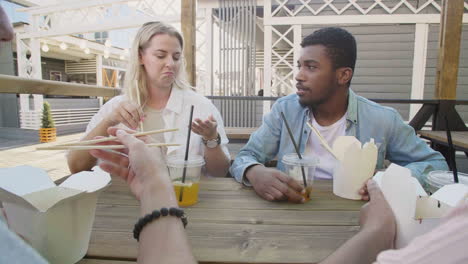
top-left (418, 130), bottom-right (468, 152)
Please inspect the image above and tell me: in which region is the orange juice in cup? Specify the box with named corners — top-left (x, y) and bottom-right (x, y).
top-left (282, 153), bottom-right (319, 201)
top-left (167, 155), bottom-right (205, 207)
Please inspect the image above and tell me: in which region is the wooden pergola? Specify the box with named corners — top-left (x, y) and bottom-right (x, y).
top-left (408, 0), bottom-right (467, 167)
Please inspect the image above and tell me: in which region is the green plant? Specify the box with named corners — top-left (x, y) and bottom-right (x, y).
top-left (41, 101), bottom-right (55, 128)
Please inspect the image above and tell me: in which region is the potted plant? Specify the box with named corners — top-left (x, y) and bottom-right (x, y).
top-left (39, 101), bottom-right (56, 143)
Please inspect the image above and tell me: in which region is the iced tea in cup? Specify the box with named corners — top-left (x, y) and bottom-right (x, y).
top-left (166, 154), bottom-right (205, 207)
top-left (282, 153), bottom-right (319, 201)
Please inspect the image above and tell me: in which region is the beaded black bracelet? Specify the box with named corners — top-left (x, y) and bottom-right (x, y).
top-left (133, 207), bottom-right (187, 241)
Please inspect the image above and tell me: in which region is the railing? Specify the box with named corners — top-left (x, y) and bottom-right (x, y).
top-left (1, 75), bottom-right (468, 133)
top-left (0, 74), bottom-right (117, 130)
top-left (52, 108), bottom-right (99, 127)
top-left (207, 96), bottom-right (278, 128)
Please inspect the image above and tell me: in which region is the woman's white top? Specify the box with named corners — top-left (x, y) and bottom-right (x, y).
top-left (85, 87), bottom-right (230, 159)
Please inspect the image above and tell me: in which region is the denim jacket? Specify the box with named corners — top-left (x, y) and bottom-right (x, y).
top-left (230, 89), bottom-right (448, 184)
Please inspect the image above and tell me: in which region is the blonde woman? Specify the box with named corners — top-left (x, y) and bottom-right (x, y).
top-left (67, 22), bottom-right (230, 177)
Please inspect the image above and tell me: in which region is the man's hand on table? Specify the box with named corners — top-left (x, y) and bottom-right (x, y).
top-left (245, 165), bottom-right (305, 203)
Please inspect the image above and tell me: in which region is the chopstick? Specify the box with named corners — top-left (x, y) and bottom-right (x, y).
top-left (57, 128), bottom-right (178, 146)
top-left (306, 122), bottom-right (338, 159)
top-left (36, 143), bottom-right (181, 151)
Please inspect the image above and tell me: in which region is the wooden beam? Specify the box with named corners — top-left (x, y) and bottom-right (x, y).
top-left (181, 0), bottom-right (196, 86)
top-left (0, 74), bottom-right (121, 97)
top-left (435, 0), bottom-right (464, 100)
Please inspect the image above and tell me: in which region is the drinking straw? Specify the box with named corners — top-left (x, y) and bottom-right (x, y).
top-left (280, 112), bottom-right (307, 187)
top-left (445, 116), bottom-right (459, 183)
top-left (179, 105), bottom-right (195, 202)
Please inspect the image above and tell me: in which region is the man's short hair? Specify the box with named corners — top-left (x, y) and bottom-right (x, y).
top-left (301, 27), bottom-right (356, 72)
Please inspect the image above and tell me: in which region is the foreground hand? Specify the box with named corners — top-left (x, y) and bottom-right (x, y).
top-left (192, 115), bottom-right (218, 140)
top-left (105, 100), bottom-right (145, 130)
top-left (89, 128), bottom-right (170, 200)
top-left (359, 180), bottom-right (396, 246)
top-left (246, 165), bottom-right (305, 203)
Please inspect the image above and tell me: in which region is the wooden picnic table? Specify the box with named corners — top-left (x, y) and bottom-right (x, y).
top-left (418, 130), bottom-right (468, 152)
top-left (78, 176), bottom-right (364, 264)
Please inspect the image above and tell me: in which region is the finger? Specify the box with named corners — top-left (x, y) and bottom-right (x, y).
top-left (361, 195), bottom-right (370, 201)
top-left (89, 149), bottom-right (129, 168)
top-left (269, 187), bottom-right (285, 201)
top-left (120, 106), bottom-right (139, 129)
top-left (366, 180), bottom-right (384, 201)
top-left (193, 118), bottom-right (204, 125)
top-left (191, 127), bottom-right (202, 136)
top-left (191, 123), bottom-right (203, 131)
top-left (264, 193), bottom-right (275, 202)
top-left (209, 114), bottom-right (216, 122)
top-left (116, 129), bottom-right (146, 151)
top-left (275, 173), bottom-right (304, 193)
top-left (119, 109), bottom-right (138, 129)
top-left (284, 186), bottom-right (305, 203)
top-left (359, 187), bottom-right (367, 195)
top-left (99, 162), bottom-right (131, 181)
top-left (198, 121), bottom-right (210, 130)
top-left (124, 102), bottom-right (143, 122)
top-left (107, 127), bottom-right (136, 137)
top-left (139, 135), bottom-right (153, 144)
top-left (272, 180), bottom-right (304, 203)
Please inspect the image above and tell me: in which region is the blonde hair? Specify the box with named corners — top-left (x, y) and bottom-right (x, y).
top-left (124, 21), bottom-right (191, 107)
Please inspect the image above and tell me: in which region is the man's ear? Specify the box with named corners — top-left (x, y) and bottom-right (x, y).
top-left (337, 67), bottom-right (353, 86)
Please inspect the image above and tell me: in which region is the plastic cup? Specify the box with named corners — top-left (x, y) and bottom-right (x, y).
top-left (425, 170), bottom-right (468, 194)
top-left (282, 153), bottom-right (320, 201)
top-left (166, 154), bottom-right (205, 207)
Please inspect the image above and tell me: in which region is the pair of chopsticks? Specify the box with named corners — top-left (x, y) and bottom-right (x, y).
top-left (36, 128), bottom-right (180, 151)
top-left (306, 122), bottom-right (338, 159)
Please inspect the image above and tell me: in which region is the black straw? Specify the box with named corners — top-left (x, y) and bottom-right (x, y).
top-left (445, 116), bottom-right (459, 183)
top-left (280, 112), bottom-right (307, 187)
top-left (179, 105), bottom-right (195, 202)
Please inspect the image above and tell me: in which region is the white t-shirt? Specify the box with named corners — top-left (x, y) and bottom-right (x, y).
top-left (305, 113), bottom-right (347, 180)
top-left (85, 87), bottom-right (230, 159)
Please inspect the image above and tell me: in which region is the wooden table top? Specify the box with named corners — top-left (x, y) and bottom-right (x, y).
top-left (418, 130), bottom-right (468, 151)
top-left (79, 176), bottom-right (364, 264)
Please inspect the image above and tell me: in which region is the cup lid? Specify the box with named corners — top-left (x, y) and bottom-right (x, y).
top-left (427, 170), bottom-right (468, 187)
top-left (166, 154), bottom-right (205, 168)
top-left (282, 153), bottom-right (319, 166)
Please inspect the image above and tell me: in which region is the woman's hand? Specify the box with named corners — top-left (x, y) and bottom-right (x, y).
top-left (191, 114), bottom-right (218, 140)
top-left (105, 100), bottom-right (145, 130)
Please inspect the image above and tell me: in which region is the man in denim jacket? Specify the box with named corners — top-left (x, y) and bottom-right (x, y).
top-left (230, 27), bottom-right (448, 203)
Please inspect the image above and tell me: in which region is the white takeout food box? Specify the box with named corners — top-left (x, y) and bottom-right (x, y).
top-left (374, 164), bottom-right (468, 248)
top-left (333, 136), bottom-right (378, 200)
top-left (0, 166), bottom-right (111, 264)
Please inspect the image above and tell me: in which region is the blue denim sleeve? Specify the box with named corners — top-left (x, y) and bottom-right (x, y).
top-left (386, 109), bottom-right (448, 183)
top-left (229, 102), bottom-right (283, 183)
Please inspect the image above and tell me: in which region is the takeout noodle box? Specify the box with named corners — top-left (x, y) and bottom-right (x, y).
top-left (332, 136), bottom-right (377, 200)
top-left (0, 166), bottom-right (111, 264)
top-left (374, 164), bottom-right (468, 248)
